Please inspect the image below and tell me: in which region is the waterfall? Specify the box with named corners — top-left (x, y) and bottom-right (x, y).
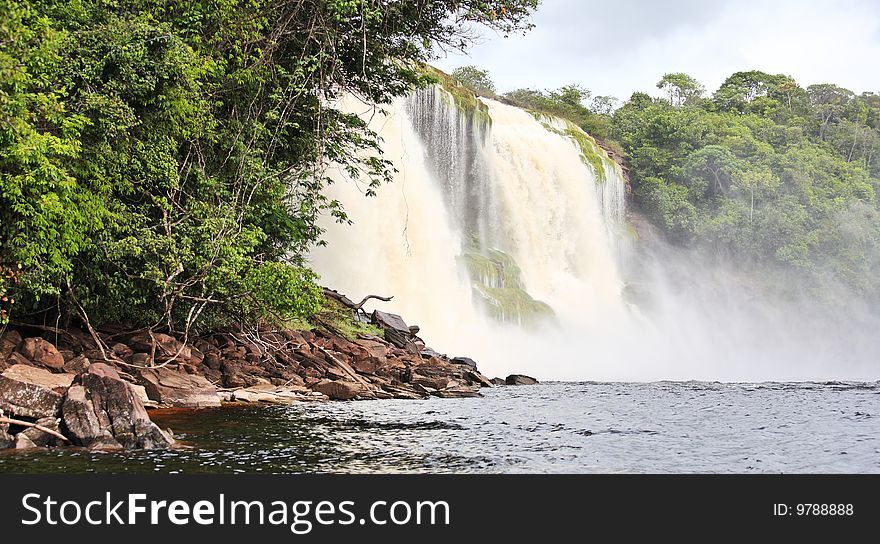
top-left (310, 87), bottom-right (632, 378)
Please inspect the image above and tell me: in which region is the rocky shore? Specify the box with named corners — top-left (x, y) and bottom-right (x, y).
top-left (0, 291), bottom-right (537, 452)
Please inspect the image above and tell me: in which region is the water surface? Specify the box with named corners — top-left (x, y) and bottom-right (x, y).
top-left (1, 382), bottom-right (878, 473)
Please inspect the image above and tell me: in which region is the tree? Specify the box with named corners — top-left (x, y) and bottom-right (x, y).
top-left (657, 73), bottom-right (704, 108)
top-left (452, 65), bottom-right (497, 95)
top-left (0, 0), bottom-right (540, 333)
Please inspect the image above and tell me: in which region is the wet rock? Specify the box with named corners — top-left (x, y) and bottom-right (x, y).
top-left (17, 337), bottom-right (65, 370)
top-left (431, 385), bottom-right (482, 398)
top-left (505, 374), bottom-right (538, 386)
top-left (62, 363), bottom-right (173, 450)
top-left (0, 364), bottom-right (75, 419)
top-left (311, 379), bottom-right (363, 401)
top-left (490, 377), bottom-right (507, 386)
top-left (135, 366), bottom-right (221, 408)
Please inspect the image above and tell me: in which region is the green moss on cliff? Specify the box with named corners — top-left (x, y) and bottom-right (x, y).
top-left (459, 243), bottom-right (554, 326)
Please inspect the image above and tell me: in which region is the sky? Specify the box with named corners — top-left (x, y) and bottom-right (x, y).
top-left (433, 0), bottom-right (880, 102)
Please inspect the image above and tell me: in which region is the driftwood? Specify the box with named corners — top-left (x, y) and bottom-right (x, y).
top-left (323, 288), bottom-right (393, 311)
top-left (0, 417), bottom-right (70, 443)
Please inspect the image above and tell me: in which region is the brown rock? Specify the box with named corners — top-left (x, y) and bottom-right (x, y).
top-left (311, 379), bottom-right (363, 401)
top-left (136, 367), bottom-right (221, 408)
top-left (62, 363), bottom-right (173, 450)
top-left (63, 355), bottom-right (91, 374)
top-left (505, 374), bottom-right (538, 386)
top-left (451, 357), bottom-right (478, 371)
top-left (0, 330), bottom-right (22, 358)
top-left (0, 364), bottom-right (75, 419)
top-left (467, 371), bottom-right (494, 388)
top-left (15, 433), bottom-right (40, 450)
top-left (22, 416), bottom-right (63, 447)
top-left (490, 377), bottom-right (506, 386)
top-left (17, 337), bottom-right (65, 370)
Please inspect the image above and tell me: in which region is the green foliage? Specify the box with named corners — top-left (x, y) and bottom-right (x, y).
top-left (503, 85), bottom-right (616, 140)
top-left (612, 71), bottom-right (880, 301)
top-left (451, 65), bottom-right (497, 96)
top-left (0, 0), bottom-right (538, 332)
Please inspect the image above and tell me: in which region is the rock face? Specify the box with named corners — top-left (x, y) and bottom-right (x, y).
top-left (136, 367), bottom-right (221, 408)
top-left (0, 364), bottom-right (74, 419)
top-left (311, 379), bottom-right (363, 401)
top-left (17, 338), bottom-right (65, 370)
top-left (61, 363), bottom-right (173, 450)
top-left (505, 374), bottom-right (538, 386)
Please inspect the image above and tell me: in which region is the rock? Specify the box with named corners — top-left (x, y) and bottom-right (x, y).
top-left (63, 355), bottom-right (91, 374)
top-left (135, 366), bottom-right (221, 408)
top-left (451, 357), bottom-right (478, 371)
top-left (62, 363), bottom-right (173, 450)
top-left (0, 408), bottom-right (12, 448)
top-left (127, 332), bottom-right (204, 365)
top-left (111, 342), bottom-right (134, 359)
top-left (373, 310), bottom-right (420, 353)
top-left (311, 379), bottom-right (363, 401)
top-left (17, 337), bottom-right (65, 370)
top-left (467, 371), bottom-right (494, 388)
top-left (431, 385), bottom-right (482, 398)
top-left (0, 364), bottom-right (75, 419)
top-left (505, 374), bottom-right (538, 386)
top-left (0, 330), bottom-right (22, 359)
top-left (410, 373), bottom-right (449, 390)
top-left (381, 383), bottom-right (429, 400)
top-left (490, 377), bottom-right (506, 386)
top-left (61, 385), bottom-right (119, 450)
top-left (15, 432), bottom-right (39, 450)
top-left (22, 417), bottom-right (63, 447)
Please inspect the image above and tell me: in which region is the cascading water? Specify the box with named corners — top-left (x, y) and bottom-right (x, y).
top-left (311, 82), bottom-right (880, 382)
top-left (311, 86), bottom-right (634, 379)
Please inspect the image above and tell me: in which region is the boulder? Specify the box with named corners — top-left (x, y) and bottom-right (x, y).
top-left (490, 377), bottom-right (507, 386)
top-left (431, 385), bottom-right (482, 398)
top-left (0, 330), bottom-right (22, 358)
top-left (451, 357), bottom-right (478, 371)
top-left (127, 332), bottom-right (205, 365)
top-left (15, 433), bottom-right (39, 450)
top-left (62, 363), bottom-right (173, 450)
top-left (311, 379), bottom-right (363, 401)
top-left (17, 337), bottom-right (65, 370)
top-left (136, 366), bottom-right (221, 408)
top-left (63, 355), bottom-right (91, 374)
top-left (505, 374), bottom-right (538, 386)
top-left (0, 408), bottom-right (13, 448)
top-left (0, 364), bottom-right (74, 419)
top-left (22, 416), bottom-right (63, 447)
top-left (467, 371), bottom-right (494, 388)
